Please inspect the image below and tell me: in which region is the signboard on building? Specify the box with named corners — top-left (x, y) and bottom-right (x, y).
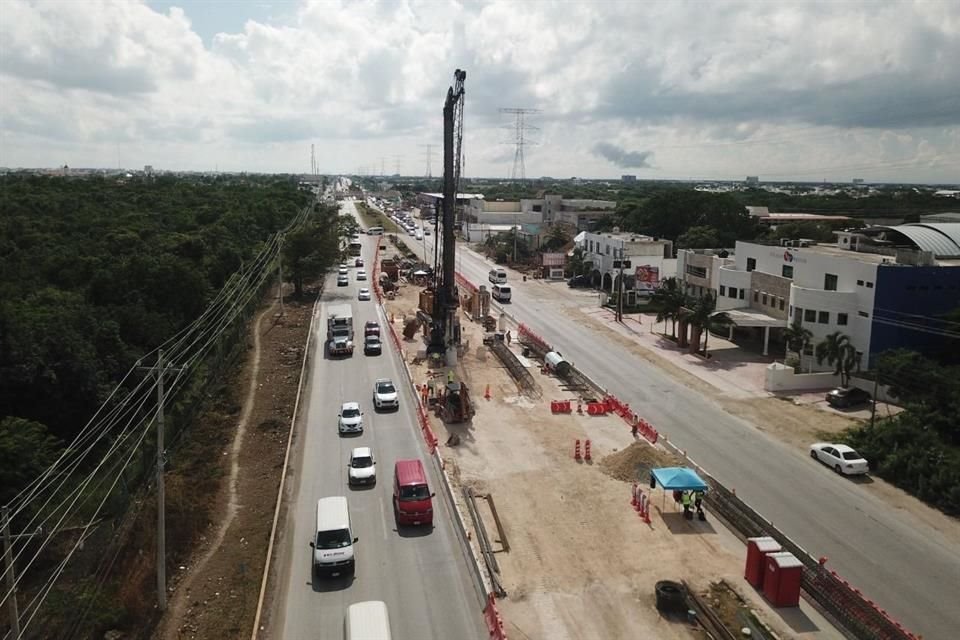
top-left (635, 265), bottom-right (660, 293)
top-left (541, 252), bottom-right (566, 267)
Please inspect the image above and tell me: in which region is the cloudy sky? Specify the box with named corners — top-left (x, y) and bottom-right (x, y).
top-left (1, 0), bottom-right (959, 183)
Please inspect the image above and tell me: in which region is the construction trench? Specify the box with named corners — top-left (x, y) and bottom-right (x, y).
top-left (371, 241), bottom-right (845, 640)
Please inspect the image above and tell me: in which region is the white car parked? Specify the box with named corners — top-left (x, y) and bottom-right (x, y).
top-left (338, 402), bottom-right (363, 435)
top-left (372, 378), bottom-right (399, 411)
top-left (809, 442), bottom-right (869, 475)
top-left (348, 447), bottom-right (376, 486)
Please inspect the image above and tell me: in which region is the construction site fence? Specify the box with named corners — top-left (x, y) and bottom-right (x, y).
top-left (662, 441), bottom-right (918, 640)
top-left (517, 309), bottom-right (916, 640)
top-left (483, 592), bottom-right (509, 640)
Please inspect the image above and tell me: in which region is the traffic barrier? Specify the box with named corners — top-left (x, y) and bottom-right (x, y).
top-left (563, 400), bottom-right (572, 413)
top-left (573, 439), bottom-right (582, 461)
top-left (517, 323), bottom-right (552, 354)
top-left (551, 400), bottom-right (559, 413)
top-left (483, 592), bottom-right (509, 640)
top-left (584, 439), bottom-right (592, 461)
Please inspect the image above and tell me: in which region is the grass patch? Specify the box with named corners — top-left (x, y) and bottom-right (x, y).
top-left (356, 202), bottom-right (399, 233)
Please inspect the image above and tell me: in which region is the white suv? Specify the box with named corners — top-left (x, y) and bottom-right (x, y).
top-left (372, 379), bottom-right (399, 411)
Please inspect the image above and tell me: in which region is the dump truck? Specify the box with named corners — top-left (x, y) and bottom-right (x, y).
top-left (327, 304), bottom-right (354, 357)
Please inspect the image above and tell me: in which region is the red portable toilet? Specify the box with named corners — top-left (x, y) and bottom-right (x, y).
top-left (745, 537), bottom-right (781, 588)
top-left (763, 551), bottom-right (804, 607)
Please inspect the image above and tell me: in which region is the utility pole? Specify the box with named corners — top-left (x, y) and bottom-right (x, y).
top-left (513, 214), bottom-right (518, 263)
top-left (499, 108), bottom-right (541, 181)
top-left (418, 144), bottom-right (435, 178)
top-left (616, 246), bottom-right (626, 322)
top-left (869, 365), bottom-right (880, 429)
top-left (139, 350), bottom-right (182, 612)
top-left (278, 235), bottom-right (285, 317)
top-left (3, 505), bottom-right (20, 639)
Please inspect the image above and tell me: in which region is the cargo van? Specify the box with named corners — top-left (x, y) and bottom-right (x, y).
top-left (488, 268), bottom-right (507, 284)
top-left (310, 497), bottom-right (357, 578)
top-left (345, 601), bottom-right (392, 640)
top-left (393, 459), bottom-right (435, 526)
top-left (492, 283), bottom-right (512, 303)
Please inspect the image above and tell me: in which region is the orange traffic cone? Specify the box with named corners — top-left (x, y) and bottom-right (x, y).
top-left (584, 439), bottom-right (592, 461)
top-left (574, 439), bottom-right (582, 461)
top-left (484, 384), bottom-right (491, 400)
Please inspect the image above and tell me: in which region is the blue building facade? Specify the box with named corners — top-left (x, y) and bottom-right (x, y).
top-left (871, 264), bottom-right (960, 360)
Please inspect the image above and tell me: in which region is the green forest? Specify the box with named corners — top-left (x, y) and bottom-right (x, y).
top-left (844, 350), bottom-right (960, 515)
top-left (0, 174), bottom-right (312, 505)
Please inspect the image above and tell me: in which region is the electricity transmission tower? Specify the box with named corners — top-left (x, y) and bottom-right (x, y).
top-left (419, 144), bottom-right (436, 178)
top-left (393, 154), bottom-right (403, 176)
top-left (500, 107), bottom-right (540, 180)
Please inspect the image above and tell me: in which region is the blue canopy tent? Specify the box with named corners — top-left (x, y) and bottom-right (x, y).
top-left (650, 467), bottom-right (708, 491)
top-left (650, 467), bottom-right (708, 510)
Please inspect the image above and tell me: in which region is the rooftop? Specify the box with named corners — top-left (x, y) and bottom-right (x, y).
top-left (420, 192), bottom-right (485, 200)
top-left (586, 231), bottom-right (665, 242)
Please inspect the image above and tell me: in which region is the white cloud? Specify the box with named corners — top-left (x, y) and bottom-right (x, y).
top-left (0, 0), bottom-right (958, 182)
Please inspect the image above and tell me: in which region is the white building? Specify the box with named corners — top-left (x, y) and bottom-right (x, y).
top-left (465, 194), bottom-right (616, 231)
top-left (579, 230), bottom-right (674, 293)
top-left (680, 223), bottom-right (960, 366)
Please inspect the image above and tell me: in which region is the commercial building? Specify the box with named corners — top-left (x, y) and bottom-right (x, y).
top-left (464, 194), bottom-right (616, 231)
top-left (578, 230), bottom-right (674, 293)
top-left (678, 222), bottom-right (960, 365)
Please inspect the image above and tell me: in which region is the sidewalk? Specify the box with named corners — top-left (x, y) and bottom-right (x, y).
top-left (579, 307), bottom-right (775, 400)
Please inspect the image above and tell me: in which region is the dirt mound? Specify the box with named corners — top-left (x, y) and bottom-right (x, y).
top-left (599, 442), bottom-right (681, 482)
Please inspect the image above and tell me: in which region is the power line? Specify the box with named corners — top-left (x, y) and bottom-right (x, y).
top-left (500, 108), bottom-right (540, 181)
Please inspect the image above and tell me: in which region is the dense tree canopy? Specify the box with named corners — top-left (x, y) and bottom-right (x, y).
top-left (844, 350), bottom-right (960, 514)
top-left (0, 174), bottom-right (309, 444)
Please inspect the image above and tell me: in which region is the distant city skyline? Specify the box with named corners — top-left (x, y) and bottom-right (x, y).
top-left (1, 1), bottom-right (958, 183)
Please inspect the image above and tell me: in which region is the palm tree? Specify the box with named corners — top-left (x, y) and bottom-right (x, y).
top-left (686, 292), bottom-right (732, 355)
top-left (783, 321), bottom-right (813, 368)
top-left (651, 277), bottom-right (689, 339)
top-left (815, 331), bottom-right (858, 387)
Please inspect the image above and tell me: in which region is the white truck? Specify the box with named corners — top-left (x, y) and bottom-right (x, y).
top-left (327, 304), bottom-right (355, 357)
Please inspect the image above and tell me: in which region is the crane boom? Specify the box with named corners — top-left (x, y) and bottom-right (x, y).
top-left (428, 69), bottom-right (466, 362)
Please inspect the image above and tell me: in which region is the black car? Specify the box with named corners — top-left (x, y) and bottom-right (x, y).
top-left (567, 274), bottom-right (591, 288)
top-left (364, 335), bottom-right (382, 355)
top-left (825, 387), bottom-right (871, 409)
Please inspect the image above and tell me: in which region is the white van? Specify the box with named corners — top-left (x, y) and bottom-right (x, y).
top-left (492, 283), bottom-right (512, 302)
top-left (345, 601), bottom-right (392, 640)
top-left (311, 497), bottom-right (357, 578)
top-left (367, 226), bottom-right (384, 235)
top-left (488, 268), bottom-right (507, 284)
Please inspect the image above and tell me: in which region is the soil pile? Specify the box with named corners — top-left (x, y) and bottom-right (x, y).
top-left (599, 442), bottom-right (681, 482)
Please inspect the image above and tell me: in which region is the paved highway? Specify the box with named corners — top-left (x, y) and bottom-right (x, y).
top-left (400, 216), bottom-right (960, 640)
top-left (270, 201), bottom-right (485, 640)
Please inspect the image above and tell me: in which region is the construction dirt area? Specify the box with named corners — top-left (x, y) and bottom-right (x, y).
top-left (381, 273), bottom-right (841, 640)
